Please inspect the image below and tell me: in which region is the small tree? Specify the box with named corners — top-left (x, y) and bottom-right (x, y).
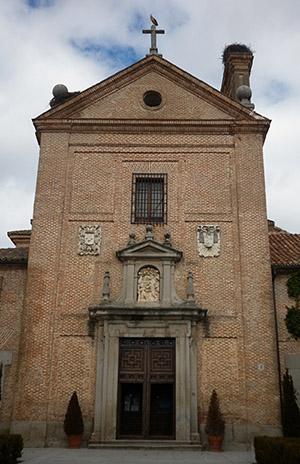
top-left (282, 369), bottom-right (300, 437)
top-left (287, 271), bottom-right (300, 306)
top-left (205, 389), bottom-right (225, 437)
top-left (285, 308), bottom-right (300, 340)
top-left (64, 391), bottom-right (84, 436)
top-left (285, 271), bottom-right (300, 340)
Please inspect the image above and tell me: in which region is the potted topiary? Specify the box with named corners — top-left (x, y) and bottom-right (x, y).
top-left (63, 391), bottom-right (84, 448)
top-left (205, 389), bottom-right (225, 451)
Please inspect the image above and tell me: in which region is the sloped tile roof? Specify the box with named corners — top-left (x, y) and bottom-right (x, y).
top-left (0, 247), bottom-right (28, 265)
top-left (269, 232), bottom-right (300, 268)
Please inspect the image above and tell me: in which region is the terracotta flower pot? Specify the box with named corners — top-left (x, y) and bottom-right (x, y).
top-left (67, 434), bottom-right (82, 448)
top-left (207, 435), bottom-right (223, 451)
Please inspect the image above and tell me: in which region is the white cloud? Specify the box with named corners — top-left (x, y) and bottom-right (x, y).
top-left (0, 0), bottom-right (299, 246)
top-left (0, 179), bottom-right (33, 236)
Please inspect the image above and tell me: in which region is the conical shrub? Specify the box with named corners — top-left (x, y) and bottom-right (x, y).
top-left (205, 389), bottom-right (225, 436)
top-left (64, 391), bottom-right (84, 436)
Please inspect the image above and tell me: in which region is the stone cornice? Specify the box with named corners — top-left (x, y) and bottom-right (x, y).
top-left (34, 118), bottom-right (270, 143)
top-left (272, 264), bottom-right (300, 274)
top-left (88, 305), bottom-right (208, 322)
top-left (0, 247), bottom-right (28, 266)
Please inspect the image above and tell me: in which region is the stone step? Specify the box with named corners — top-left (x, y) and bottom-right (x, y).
top-left (88, 440), bottom-right (203, 450)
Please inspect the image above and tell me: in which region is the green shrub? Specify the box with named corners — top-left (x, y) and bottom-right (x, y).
top-left (282, 369), bottom-right (300, 437)
top-left (8, 434), bottom-right (23, 460)
top-left (287, 271), bottom-right (300, 304)
top-left (254, 436), bottom-right (285, 464)
top-left (285, 307), bottom-right (300, 340)
top-left (285, 271), bottom-right (300, 339)
top-left (283, 442), bottom-right (300, 464)
top-left (254, 436), bottom-right (300, 464)
top-left (0, 434), bottom-right (23, 463)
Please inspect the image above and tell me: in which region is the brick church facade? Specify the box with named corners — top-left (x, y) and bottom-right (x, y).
top-left (0, 40), bottom-right (300, 447)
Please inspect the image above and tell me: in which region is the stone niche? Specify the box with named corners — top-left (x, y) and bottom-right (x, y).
top-left (114, 230), bottom-right (183, 308)
top-left (88, 227), bottom-right (207, 445)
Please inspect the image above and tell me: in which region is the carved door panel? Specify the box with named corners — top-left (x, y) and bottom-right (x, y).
top-left (117, 338), bottom-right (175, 439)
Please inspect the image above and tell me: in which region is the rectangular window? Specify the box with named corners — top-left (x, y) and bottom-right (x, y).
top-left (131, 174), bottom-right (167, 224)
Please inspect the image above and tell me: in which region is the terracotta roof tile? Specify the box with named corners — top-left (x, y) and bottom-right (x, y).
top-left (269, 232), bottom-right (300, 268)
top-left (0, 247), bottom-right (28, 265)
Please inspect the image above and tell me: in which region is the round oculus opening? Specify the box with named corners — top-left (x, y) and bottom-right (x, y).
top-left (143, 90), bottom-right (162, 107)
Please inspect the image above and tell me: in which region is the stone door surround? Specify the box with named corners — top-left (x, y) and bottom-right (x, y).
top-left (89, 319), bottom-right (199, 444)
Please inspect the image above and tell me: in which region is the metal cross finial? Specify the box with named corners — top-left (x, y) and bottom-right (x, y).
top-left (142, 15), bottom-right (165, 56)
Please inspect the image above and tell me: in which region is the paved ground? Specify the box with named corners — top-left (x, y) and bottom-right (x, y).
top-left (22, 448), bottom-right (256, 464)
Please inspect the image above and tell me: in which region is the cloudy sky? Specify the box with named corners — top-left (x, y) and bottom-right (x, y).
top-left (0, 0), bottom-right (299, 247)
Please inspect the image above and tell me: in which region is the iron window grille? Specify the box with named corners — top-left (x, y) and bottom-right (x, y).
top-left (131, 173), bottom-right (167, 224)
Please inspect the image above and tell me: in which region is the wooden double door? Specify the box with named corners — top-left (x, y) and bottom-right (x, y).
top-left (117, 338), bottom-right (175, 439)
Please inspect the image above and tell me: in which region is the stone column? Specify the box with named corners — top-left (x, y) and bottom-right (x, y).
top-left (90, 324), bottom-right (104, 442)
top-left (175, 335), bottom-right (191, 441)
top-left (124, 263), bottom-right (135, 304)
top-left (190, 323), bottom-right (200, 442)
top-left (161, 261), bottom-right (171, 305)
top-left (101, 325), bottom-right (119, 441)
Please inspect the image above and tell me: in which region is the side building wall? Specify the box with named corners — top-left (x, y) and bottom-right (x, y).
top-left (0, 263), bottom-right (27, 431)
top-left (274, 272), bottom-right (300, 405)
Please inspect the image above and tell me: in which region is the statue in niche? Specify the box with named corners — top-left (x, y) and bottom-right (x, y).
top-left (137, 267), bottom-right (160, 302)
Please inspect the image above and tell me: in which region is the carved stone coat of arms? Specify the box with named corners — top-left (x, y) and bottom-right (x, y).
top-left (197, 225), bottom-right (220, 257)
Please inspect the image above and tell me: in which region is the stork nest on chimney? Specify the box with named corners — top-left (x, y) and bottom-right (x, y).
top-left (222, 43), bottom-right (253, 64)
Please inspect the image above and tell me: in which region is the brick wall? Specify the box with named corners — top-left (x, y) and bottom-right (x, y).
top-left (0, 264), bottom-right (27, 430)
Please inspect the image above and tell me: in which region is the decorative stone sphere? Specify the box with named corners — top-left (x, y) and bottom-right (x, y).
top-left (236, 85), bottom-right (252, 101)
top-left (52, 84), bottom-right (68, 98)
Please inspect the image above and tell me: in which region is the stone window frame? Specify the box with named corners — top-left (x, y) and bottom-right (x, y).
top-left (142, 90), bottom-right (164, 110)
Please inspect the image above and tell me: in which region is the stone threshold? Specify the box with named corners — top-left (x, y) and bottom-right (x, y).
top-left (88, 440), bottom-right (203, 450)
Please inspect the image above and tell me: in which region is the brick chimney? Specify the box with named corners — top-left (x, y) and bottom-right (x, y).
top-left (221, 44), bottom-right (253, 102)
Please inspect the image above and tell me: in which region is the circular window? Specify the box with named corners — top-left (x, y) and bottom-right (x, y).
top-left (143, 90), bottom-right (162, 108)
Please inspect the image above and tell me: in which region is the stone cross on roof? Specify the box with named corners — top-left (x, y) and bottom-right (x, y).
top-left (143, 15), bottom-right (165, 56)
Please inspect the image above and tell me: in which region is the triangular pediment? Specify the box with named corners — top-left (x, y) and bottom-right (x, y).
top-left (34, 55), bottom-right (266, 123)
top-left (116, 239), bottom-right (182, 262)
